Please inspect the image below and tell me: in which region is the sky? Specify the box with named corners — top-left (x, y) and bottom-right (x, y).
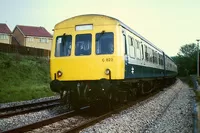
top-left (0, 0), bottom-right (200, 56)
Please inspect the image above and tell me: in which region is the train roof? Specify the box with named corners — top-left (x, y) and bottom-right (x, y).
top-left (165, 54), bottom-right (175, 63)
top-left (57, 14), bottom-right (164, 53)
top-left (55, 14), bottom-right (170, 57)
top-left (113, 16), bottom-right (164, 53)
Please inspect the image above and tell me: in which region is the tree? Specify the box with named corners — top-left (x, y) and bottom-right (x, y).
top-left (172, 43), bottom-right (198, 76)
top-left (178, 43), bottom-right (197, 57)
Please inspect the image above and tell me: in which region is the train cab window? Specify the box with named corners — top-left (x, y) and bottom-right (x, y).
top-left (75, 34), bottom-right (92, 56)
top-left (55, 35), bottom-right (72, 57)
top-left (96, 32), bottom-right (114, 55)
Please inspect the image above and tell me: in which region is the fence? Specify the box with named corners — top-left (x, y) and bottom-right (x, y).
top-left (0, 43), bottom-right (51, 57)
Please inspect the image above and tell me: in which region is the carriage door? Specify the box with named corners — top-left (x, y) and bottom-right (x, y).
top-left (140, 43), bottom-right (145, 76)
top-left (141, 42), bottom-right (145, 65)
top-left (122, 30), bottom-right (128, 64)
top-left (122, 30), bottom-right (129, 78)
top-left (122, 30), bottom-right (127, 56)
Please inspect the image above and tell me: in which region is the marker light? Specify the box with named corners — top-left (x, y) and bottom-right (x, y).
top-left (57, 70), bottom-right (62, 77)
top-left (105, 69), bottom-right (110, 75)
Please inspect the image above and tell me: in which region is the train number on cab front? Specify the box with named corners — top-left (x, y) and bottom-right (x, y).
top-left (102, 58), bottom-right (113, 62)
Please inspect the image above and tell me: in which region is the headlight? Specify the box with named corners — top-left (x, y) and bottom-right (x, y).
top-left (105, 69), bottom-right (110, 75)
top-left (57, 70), bottom-right (62, 77)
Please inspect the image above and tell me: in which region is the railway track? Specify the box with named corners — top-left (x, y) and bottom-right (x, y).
top-left (0, 98), bottom-right (61, 118)
top-left (2, 106), bottom-right (90, 133)
top-left (64, 82), bottom-right (181, 133)
top-left (64, 89), bottom-right (163, 133)
top-left (65, 83), bottom-right (179, 133)
top-left (1, 84), bottom-right (175, 133)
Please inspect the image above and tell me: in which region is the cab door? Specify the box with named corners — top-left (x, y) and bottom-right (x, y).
top-left (122, 29), bottom-right (129, 78)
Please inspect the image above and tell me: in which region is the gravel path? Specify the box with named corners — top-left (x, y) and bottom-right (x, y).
top-left (0, 95), bottom-right (59, 109)
top-left (80, 79), bottom-right (195, 133)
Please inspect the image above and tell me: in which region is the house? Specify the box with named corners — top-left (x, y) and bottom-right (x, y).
top-left (12, 25), bottom-right (52, 50)
top-left (0, 23), bottom-right (12, 44)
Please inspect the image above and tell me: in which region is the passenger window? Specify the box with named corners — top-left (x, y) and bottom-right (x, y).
top-left (154, 52), bottom-right (158, 64)
top-left (132, 38), bottom-right (136, 57)
top-left (149, 48), bottom-right (153, 63)
top-left (75, 34), bottom-right (92, 56)
top-left (159, 54), bottom-right (161, 65)
top-left (145, 45), bottom-right (148, 61)
top-left (55, 35), bottom-right (72, 57)
top-left (141, 44), bottom-right (144, 60)
top-left (159, 54), bottom-right (164, 66)
top-left (96, 32), bottom-right (114, 55)
top-left (135, 40), bottom-right (141, 59)
top-left (153, 51), bottom-right (158, 64)
top-left (128, 36), bottom-right (135, 58)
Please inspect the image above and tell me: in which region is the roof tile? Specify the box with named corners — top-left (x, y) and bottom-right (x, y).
top-left (0, 23), bottom-right (11, 34)
top-left (17, 25), bottom-right (52, 37)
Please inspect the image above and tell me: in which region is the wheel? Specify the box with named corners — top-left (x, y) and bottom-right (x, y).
top-left (130, 87), bottom-right (137, 100)
top-left (107, 92), bottom-right (113, 111)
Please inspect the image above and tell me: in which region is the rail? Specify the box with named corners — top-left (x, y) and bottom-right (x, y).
top-left (65, 89), bottom-right (163, 133)
top-left (2, 106), bottom-right (90, 133)
top-left (0, 98), bottom-right (60, 118)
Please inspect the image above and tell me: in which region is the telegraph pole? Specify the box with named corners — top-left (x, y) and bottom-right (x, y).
top-left (197, 39), bottom-right (200, 77)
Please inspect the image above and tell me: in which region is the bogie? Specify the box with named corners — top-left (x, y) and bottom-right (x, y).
top-left (51, 78), bottom-right (176, 111)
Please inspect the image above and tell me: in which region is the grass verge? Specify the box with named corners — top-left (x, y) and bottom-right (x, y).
top-left (0, 52), bottom-right (56, 103)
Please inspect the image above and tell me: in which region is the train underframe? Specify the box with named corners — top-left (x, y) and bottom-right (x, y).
top-left (50, 77), bottom-right (176, 110)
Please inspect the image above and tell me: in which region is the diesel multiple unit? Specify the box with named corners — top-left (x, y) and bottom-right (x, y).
top-left (50, 14), bottom-right (177, 109)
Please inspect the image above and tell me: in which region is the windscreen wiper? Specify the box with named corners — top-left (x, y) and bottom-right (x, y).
top-left (62, 33), bottom-right (66, 46)
top-left (96, 30), bottom-right (105, 42)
